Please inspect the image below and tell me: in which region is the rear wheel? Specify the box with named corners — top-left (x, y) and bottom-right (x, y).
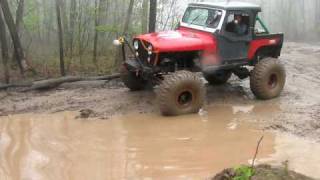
top-left (203, 70), bottom-right (232, 85)
top-left (156, 71), bottom-right (205, 116)
top-left (250, 58), bottom-right (286, 99)
top-left (120, 66), bottom-right (147, 91)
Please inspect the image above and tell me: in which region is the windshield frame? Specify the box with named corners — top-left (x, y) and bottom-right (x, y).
top-left (180, 6), bottom-right (226, 33)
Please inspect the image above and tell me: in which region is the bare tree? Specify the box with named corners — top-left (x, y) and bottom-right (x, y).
top-left (55, 0), bottom-right (66, 76)
top-left (0, 0), bottom-right (27, 74)
top-left (0, 8), bottom-right (9, 83)
top-left (69, 0), bottom-right (77, 59)
top-left (113, 0), bottom-right (135, 70)
top-left (162, 0), bottom-right (176, 30)
top-left (11, 0), bottom-right (24, 65)
top-left (60, 0), bottom-right (69, 55)
top-left (93, 0), bottom-right (100, 66)
top-left (141, 0), bottom-right (149, 33)
top-left (93, 0), bottom-right (107, 65)
top-left (123, 0), bottom-right (135, 33)
top-left (15, 0), bottom-right (24, 35)
top-left (316, 0), bottom-right (320, 36)
top-left (149, 0), bottom-right (157, 33)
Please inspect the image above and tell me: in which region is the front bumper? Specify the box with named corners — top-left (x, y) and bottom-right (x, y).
top-left (115, 37), bottom-right (156, 77)
top-left (123, 58), bottom-right (155, 80)
top-left (124, 59), bottom-right (142, 72)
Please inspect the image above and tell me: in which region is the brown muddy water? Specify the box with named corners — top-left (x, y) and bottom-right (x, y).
top-left (0, 105), bottom-right (319, 180)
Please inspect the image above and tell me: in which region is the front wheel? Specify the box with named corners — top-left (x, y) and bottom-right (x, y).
top-left (250, 58), bottom-right (286, 100)
top-left (156, 71), bottom-right (206, 116)
top-left (120, 66), bottom-right (147, 91)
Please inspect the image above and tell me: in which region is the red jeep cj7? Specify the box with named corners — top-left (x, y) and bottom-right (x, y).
top-left (115, 2), bottom-right (286, 116)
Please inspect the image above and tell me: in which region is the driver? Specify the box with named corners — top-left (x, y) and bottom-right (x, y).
top-left (234, 14), bottom-right (248, 35)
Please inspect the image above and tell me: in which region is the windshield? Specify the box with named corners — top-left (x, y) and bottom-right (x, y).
top-left (182, 7), bottom-right (223, 29)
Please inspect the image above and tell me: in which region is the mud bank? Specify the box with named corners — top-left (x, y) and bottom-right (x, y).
top-left (212, 164), bottom-right (314, 180)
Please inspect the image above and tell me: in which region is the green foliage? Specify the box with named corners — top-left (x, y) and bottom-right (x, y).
top-left (95, 25), bottom-right (120, 33)
top-left (24, 14), bottom-right (40, 31)
top-left (128, 26), bottom-right (142, 34)
top-left (233, 166), bottom-right (255, 180)
top-left (24, 1), bottom-right (41, 31)
top-left (86, 6), bottom-right (97, 17)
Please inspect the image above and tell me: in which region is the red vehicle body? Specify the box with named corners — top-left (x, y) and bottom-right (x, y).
top-left (117, 2), bottom-right (286, 116)
top-left (136, 26), bottom-right (282, 63)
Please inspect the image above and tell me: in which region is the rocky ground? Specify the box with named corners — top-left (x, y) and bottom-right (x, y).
top-left (0, 42), bottom-right (319, 140)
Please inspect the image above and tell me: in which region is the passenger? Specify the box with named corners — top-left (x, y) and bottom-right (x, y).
top-left (234, 14), bottom-right (248, 35)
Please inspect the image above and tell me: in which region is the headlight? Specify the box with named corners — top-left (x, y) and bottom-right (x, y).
top-left (148, 45), bottom-right (153, 55)
top-left (113, 37), bottom-right (125, 46)
top-left (133, 40), bottom-right (139, 50)
top-left (113, 39), bottom-right (121, 46)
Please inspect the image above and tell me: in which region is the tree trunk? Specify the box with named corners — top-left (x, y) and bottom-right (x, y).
top-left (149, 0), bottom-right (157, 33)
top-left (93, 0), bottom-right (108, 64)
top-left (12, 0), bottom-right (24, 65)
top-left (69, 0), bottom-right (77, 60)
top-left (162, 0), bottom-right (175, 30)
top-left (55, 0), bottom-right (66, 76)
top-left (60, 0), bottom-right (69, 56)
top-left (316, 0), bottom-right (320, 36)
top-left (123, 0), bottom-right (134, 34)
top-left (141, 0), bottom-right (149, 33)
top-left (0, 0), bottom-right (26, 74)
top-left (0, 9), bottom-right (9, 83)
top-left (93, 0), bottom-right (101, 65)
top-left (15, 0), bottom-right (24, 35)
top-left (114, 0), bottom-right (135, 70)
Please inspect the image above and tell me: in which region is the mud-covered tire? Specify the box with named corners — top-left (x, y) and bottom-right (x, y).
top-left (203, 70), bottom-right (232, 85)
top-left (250, 58), bottom-right (286, 100)
top-left (156, 71), bottom-right (205, 116)
top-left (120, 67), bottom-right (147, 91)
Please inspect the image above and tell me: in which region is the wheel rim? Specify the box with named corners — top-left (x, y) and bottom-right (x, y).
top-left (177, 91), bottom-right (193, 107)
top-left (268, 73), bottom-right (278, 89)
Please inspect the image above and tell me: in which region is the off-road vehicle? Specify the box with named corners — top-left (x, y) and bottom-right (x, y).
top-left (114, 2), bottom-right (286, 116)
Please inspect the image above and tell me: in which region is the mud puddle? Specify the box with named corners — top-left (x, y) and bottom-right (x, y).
top-left (0, 105), bottom-right (319, 179)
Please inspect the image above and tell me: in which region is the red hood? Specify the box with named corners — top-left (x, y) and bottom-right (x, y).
top-left (135, 27), bottom-right (216, 53)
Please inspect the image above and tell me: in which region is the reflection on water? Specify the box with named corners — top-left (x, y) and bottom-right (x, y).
top-left (0, 104), bottom-right (296, 180)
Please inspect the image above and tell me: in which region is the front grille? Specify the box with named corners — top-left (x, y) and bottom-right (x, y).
top-left (136, 40), bottom-right (155, 66)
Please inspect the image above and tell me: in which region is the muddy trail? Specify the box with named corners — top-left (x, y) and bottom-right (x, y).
top-left (0, 42), bottom-right (319, 140)
top-left (0, 42), bottom-right (320, 179)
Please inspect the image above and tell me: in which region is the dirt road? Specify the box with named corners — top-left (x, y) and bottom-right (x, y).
top-left (0, 42), bottom-right (319, 140)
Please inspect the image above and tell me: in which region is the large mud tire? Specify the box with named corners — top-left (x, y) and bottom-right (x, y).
top-left (203, 70), bottom-right (232, 85)
top-left (120, 67), bottom-right (147, 91)
top-left (250, 58), bottom-right (286, 100)
top-left (156, 71), bottom-right (205, 116)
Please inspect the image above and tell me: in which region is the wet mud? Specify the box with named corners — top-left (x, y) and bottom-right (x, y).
top-left (1, 107), bottom-right (320, 179)
top-left (0, 42), bottom-right (319, 140)
top-left (0, 42), bottom-right (320, 179)
top-left (0, 108), bottom-right (275, 180)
